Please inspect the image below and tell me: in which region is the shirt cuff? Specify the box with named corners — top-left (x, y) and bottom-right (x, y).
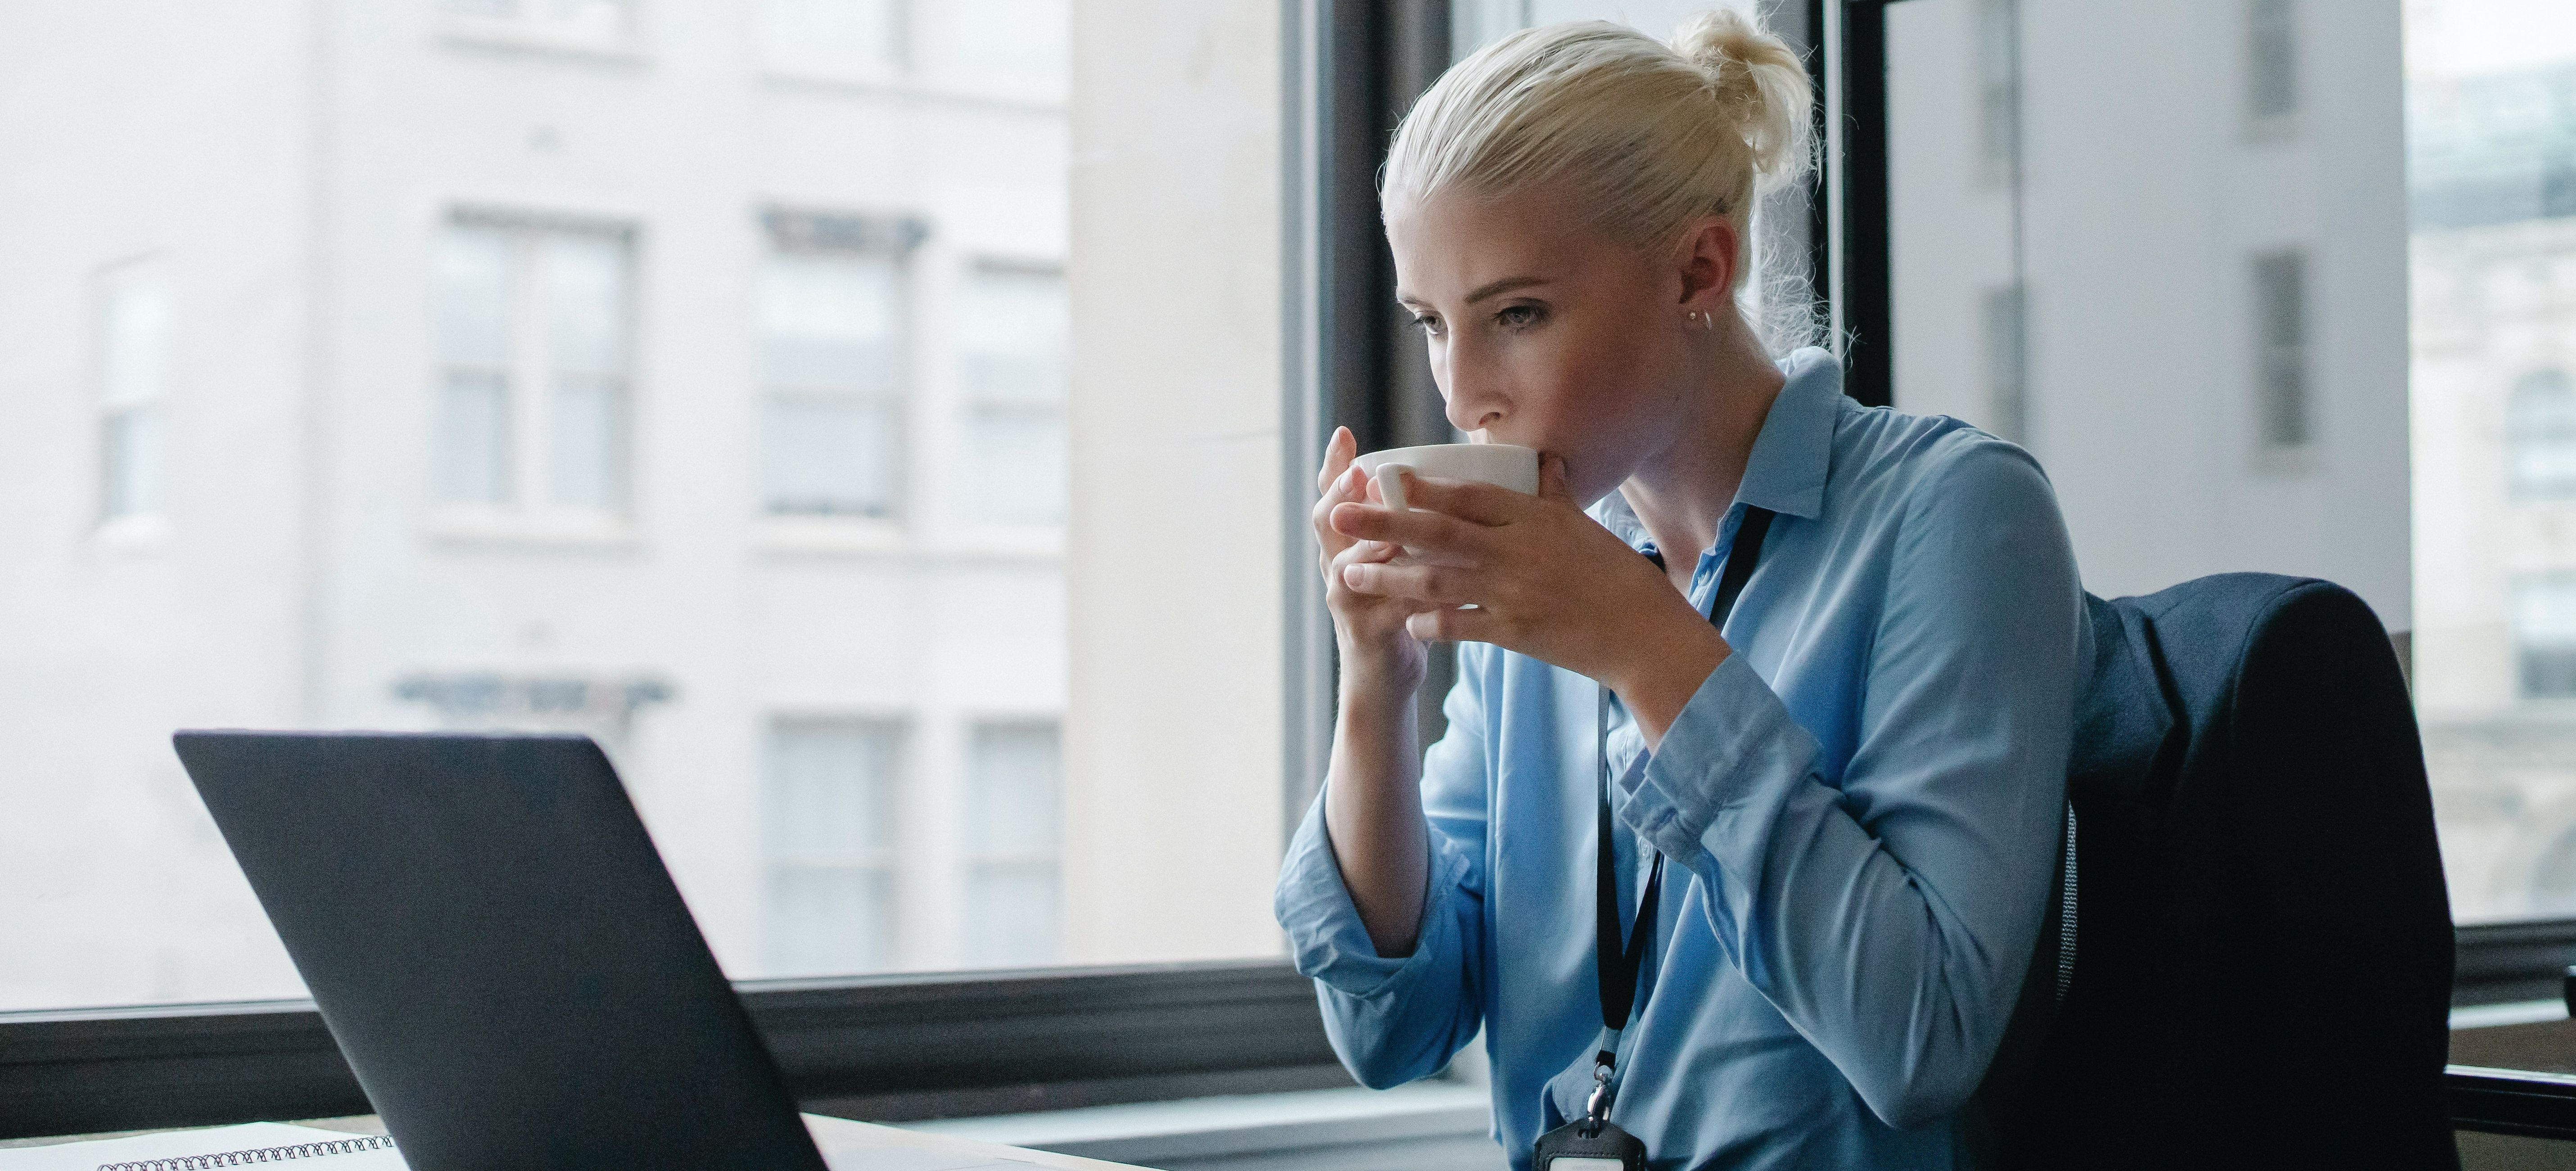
top-left (1273, 786), bottom-right (1471, 1002)
top-left (1617, 649), bottom-right (1823, 874)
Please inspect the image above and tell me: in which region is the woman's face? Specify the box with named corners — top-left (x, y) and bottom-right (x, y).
top-left (1387, 183), bottom-right (1724, 505)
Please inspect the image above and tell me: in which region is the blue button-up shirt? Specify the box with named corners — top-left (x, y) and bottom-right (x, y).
top-left (1274, 348), bottom-right (2086, 1170)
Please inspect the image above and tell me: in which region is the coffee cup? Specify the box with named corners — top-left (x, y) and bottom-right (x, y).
top-left (1352, 443), bottom-right (1540, 514)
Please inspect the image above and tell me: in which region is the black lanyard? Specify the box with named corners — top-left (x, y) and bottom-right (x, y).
top-left (1593, 505), bottom-right (1776, 1040)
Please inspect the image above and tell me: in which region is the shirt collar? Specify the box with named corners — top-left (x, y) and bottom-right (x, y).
top-left (1590, 346), bottom-right (1844, 551)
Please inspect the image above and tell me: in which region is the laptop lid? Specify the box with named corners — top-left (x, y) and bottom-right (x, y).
top-left (172, 730), bottom-right (830, 1171)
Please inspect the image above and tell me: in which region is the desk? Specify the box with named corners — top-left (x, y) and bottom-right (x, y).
top-left (0, 1113), bottom-right (1149, 1171)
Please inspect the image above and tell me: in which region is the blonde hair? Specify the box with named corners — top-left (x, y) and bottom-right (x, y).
top-left (1381, 9), bottom-right (1817, 351)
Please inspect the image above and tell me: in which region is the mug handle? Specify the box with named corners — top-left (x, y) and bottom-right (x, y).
top-left (1373, 462), bottom-right (1413, 512)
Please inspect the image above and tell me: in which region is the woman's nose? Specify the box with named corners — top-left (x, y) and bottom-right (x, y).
top-left (1442, 344), bottom-right (1507, 434)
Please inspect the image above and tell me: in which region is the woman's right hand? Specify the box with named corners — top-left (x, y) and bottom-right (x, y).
top-left (1315, 426), bottom-right (1428, 695)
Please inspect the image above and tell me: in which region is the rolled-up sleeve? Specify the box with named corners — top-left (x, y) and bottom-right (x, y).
top-left (1614, 438), bottom-right (2082, 1130)
top-left (1273, 648), bottom-right (1494, 1090)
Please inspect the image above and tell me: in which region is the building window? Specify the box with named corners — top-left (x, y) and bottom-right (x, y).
top-left (960, 720), bottom-right (1062, 967)
top-left (761, 0), bottom-right (905, 74)
top-left (953, 263), bottom-right (1068, 527)
top-left (917, 0), bottom-right (1070, 96)
top-left (2509, 370), bottom-right (2576, 500)
top-left (764, 720), bottom-right (902, 975)
top-left (2517, 579), bottom-right (2576, 699)
top-left (1976, 0), bottom-right (2020, 182)
top-left (97, 267), bottom-right (171, 523)
top-left (1981, 284), bottom-right (2028, 446)
top-left (437, 0), bottom-right (632, 41)
top-left (2251, 248), bottom-right (2311, 452)
top-left (758, 213), bottom-right (923, 520)
top-left (2247, 0), bottom-right (2298, 126)
top-left (432, 220), bottom-right (633, 515)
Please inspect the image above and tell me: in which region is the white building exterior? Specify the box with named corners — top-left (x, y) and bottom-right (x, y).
top-left (0, 0), bottom-right (1094, 1008)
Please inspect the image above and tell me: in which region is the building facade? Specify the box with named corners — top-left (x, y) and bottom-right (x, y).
top-left (0, 0), bottom-right (1077, 1008)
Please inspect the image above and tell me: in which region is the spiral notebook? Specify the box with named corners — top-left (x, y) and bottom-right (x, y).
top-left (0, 1123), bottom-right (407, 1171)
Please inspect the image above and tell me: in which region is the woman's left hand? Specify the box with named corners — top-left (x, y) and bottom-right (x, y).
top-left (1328, 456), bottom-right (1730, 710)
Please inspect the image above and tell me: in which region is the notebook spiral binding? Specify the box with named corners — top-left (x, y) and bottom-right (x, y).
top-left (97, 1134), bottom-right (398, 1170)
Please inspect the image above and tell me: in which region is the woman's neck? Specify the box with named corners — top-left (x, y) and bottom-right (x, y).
top-left (1618, 320), bottom-right (1786, 584)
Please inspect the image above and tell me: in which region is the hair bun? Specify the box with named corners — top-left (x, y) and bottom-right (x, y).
top-left (1672, 9), bottom-right (1812, 187)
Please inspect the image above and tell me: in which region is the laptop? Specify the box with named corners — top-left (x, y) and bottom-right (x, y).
top-left (172, 730), bottom-right (833, 1171)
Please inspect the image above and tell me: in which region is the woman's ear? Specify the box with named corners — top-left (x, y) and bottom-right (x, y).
top-left (1675, 215), bottom-right (1740, 320)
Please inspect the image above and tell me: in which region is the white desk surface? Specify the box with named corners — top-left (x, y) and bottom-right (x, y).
top-left (0, 1114), bottom-right (1149, 1171)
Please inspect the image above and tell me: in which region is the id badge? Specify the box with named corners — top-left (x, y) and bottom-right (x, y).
top-left (1531, 1117), bottom-right (1649, 1171)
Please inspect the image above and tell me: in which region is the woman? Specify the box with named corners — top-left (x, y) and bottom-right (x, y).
top-left (1271, 10), bottom-right (2085, 1169)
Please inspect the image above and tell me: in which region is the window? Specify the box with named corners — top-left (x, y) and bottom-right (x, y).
top-left (763, 720), bottom-right (903, 976)
top-left (1, 0), bottom-right (1283, 1017)
top-left (437, 0), bottom-right (632, 42)
top-left (953, 264), bottom-right (1068, 528)
top-left (761, 0), bottom-right (904, 75)
top-left (2246, 0), bottom-right (2299, 126)
top-left (915, 0), bottom-right (1071, 98)
top-left (758, 244), bottom-right (905, 520)
top-left (2517, 579), bottom-right (2576, 700)
top-left (2251, 248), bottom-right (2311, 453)
top-left (960, 721), bottom-right (1062, 966)
top-left (2509, 370), bottom-right (2576, 499)
top-left (1981, 284), bottom-right (2028, 446)
top-left (96, 267), bottom-right (171, 524)
top-left (432, 221), bottom-right (632, 517)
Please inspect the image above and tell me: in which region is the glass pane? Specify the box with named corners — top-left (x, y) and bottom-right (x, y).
top-left (962, 862), bottom-right (1060, 967)
top-left (434, 372), bottom-right (513, 506)
top-left (549, 375), bottom-right (624, 512)
top-left (2509, 371), bottom-right (2576, 498)
top-left (2410, 0), bottom-right (2576, 923)
top-left (965, 722), bottom-right (1060, 858)
top-left (765, 722), bottom-right (898, 862)
top-left (956, 267), bottom-right (1067, 405)
top-left (543, 233), bottom-right (627, 378)
top-left (919, 0), bottom-right (1070, 97)
top-left (759, 253), bottom-right (899, 393)
top-left (9, 0), bottom-right (1280, 1009)
top-left (437, 226), bottom-right (513, 370)
top-left (765, 867), bottom-right (895, 974)
top-left (762, 395), bottom-right (897, 517)
top-left (761, 0), bottom-right (900, 71)
top-left (99, 279), bottom-right (170, 409)
top-left (956, 405), bottom-right (1066, 526)
top-left (101, 408), bottom-right (165, 521)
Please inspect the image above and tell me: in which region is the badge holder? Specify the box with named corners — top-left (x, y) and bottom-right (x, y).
top-left (1532, 506), bottom-right (1773, 1171)
top-left (1531, 1050), bottom-right (1649, 1170)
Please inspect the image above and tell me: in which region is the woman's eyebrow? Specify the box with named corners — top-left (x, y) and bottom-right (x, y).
top-left (1393, 275), bottom-right (1550, 310)
top-left (1464, 275), bottom-right (1547, 304)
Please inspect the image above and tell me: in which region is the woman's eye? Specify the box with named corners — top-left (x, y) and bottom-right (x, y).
top-left (1411, 314), bottom-right (1443, 337)
top-left (1496, 304), bottom-right (1543, 330)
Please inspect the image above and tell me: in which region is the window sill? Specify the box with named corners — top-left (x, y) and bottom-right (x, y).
top-left (757, 68), bottom-right (1066, 116)
top-left (903, 1082), bottom-right (1493, 1169)
top-left (437, 21), bottom-right (648, 68)
top-left (90, 515), bottom-right (172, 552)
top-left (754, 517), bottom-right (1062, 565)
top-left (424, 511), bottom-right (641, 553)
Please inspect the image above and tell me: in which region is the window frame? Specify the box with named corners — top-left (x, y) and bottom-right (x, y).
top-left (429, 212), bottom-right (639, 527)
top-left (22, 0), bottom-right (2576, 1146)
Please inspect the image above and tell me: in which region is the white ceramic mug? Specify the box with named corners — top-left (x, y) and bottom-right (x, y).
top-left (1352, 443), bottom-right (1540, 513)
